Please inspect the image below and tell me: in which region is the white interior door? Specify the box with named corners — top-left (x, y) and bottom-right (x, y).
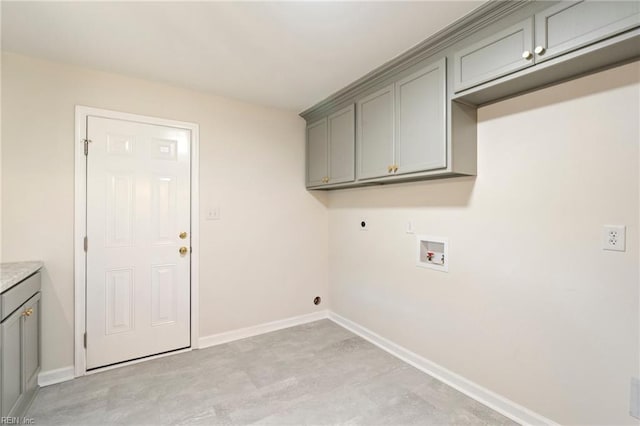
top-left (85, 116), bottom-right (191, 370)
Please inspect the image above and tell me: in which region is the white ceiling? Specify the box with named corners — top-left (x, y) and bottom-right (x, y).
top-left (1, 1), bottom-right (480, 111)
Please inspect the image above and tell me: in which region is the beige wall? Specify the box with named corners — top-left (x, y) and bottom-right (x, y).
top-left (1, 52), bottom-right (328, 372)
top-left (328, 62), bottom-right (640, 425)
top-left (2, 50), bottom-right (638, 425)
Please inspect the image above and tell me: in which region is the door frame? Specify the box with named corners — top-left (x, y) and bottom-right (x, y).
top-left (73, 105), bottom-right (200, 377)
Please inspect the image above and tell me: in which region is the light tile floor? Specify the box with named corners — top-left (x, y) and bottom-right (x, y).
top-left (29, 320), bottom-right (518, 425)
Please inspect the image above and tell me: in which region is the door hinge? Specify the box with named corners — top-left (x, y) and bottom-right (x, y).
top-left (83, 139), bottom-right (91, 156)
top-left (83, 332), bottom-right (87, 348)
top-left (83, 236), bottom-right (88, 252)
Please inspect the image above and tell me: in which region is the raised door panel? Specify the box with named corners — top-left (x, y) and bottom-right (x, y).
top-left (105, 269), bottom-right (134, 335)
top-left (454, 18), bottom-right (534, 93)
top-left (328, 105), bottom-right (355, 184)
top-left (306, 119), bottom-right (328, 187)
top-left (1, 308), bottom-right (23, 416)
top-left (22, 293), bottom-right (40, 395)
top-left (535, 0), bottom-right (640, 62)
top-left (151, 265), bottom-right (178, 326)
top-left (395, 59), bottom-right (447, 175)
top-left (357, 85), bottom-right (395, 180)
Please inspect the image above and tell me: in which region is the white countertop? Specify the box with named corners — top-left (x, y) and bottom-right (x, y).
top-left (0, 261), bottom-right (43, 293)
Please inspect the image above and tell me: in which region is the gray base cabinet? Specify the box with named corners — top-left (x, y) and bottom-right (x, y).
top-left (1, 309), bottom-right (22, 416)
top-left (1, 273), bottom-right (41, 418)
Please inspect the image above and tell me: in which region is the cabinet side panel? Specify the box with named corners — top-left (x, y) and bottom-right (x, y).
top-left (450, 101), bottom-right (477, 175)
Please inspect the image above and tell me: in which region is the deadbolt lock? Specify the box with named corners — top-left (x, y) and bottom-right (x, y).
top-left (179, 246), bottom-right (188, 255)
top-left (179, 232), bottom-right (188, 239)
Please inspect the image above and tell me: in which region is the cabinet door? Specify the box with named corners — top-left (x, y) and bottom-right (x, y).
top-left (395, 58), bottom-right (447, 175)
top-left (357, 85), bottom-right (395, 180)
top-left (327, 105), bottom-right (355, 184)
top-left (534, 0), bottom-right (640, 62)
top-left (453, 18), bottom-right (534, 92)
top-left (22, 293), bottom-right (40, 396)
top-left (1, 308), bottom-right (23, 416)
top-left (306, 118), bottom-right (328, 188)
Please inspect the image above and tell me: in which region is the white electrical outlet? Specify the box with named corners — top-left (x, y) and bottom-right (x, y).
top-left (206, 206), bottom-right (221, 221)
top-left (406, 221), bottom-right (415, 234)
top-left (603, 225), bottom-right (626, 251)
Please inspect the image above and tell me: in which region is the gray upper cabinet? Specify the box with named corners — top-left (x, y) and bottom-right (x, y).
top-left (357, 85), bottom-right (395, 180)
top-left (306, 105), bottom-right (355, 188)
top-left (395, 58), bottom-right (447, 175)
top-left (306, 118), bottom-right (328, 187)
top-left (534, 0), bottom-right (640, 62)
top-left (357, 60), bottom-right (447, 180)
top-left (453, 18), bottom-right (534, 93)
top-left (302, 0), bottom-right (638, 189)
top-left (327, 105), bottom-right (355, 184)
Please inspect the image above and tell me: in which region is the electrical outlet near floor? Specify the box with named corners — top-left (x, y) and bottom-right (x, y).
top-left (603, 225), bottom-right (626, 251)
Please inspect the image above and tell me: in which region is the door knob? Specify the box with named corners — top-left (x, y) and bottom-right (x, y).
top-left (179, 247), bottom-right (188, 255)
top-left (534, 46), bottom-right (546, 55)
top-left (179, 231), bottom-right (188, 239)
top-left (522, 50), bottom-right (533, 60)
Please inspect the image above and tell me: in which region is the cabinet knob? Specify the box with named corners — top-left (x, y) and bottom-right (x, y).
top-left (393, 165), bottom-right (398, 173)
top-left (387, 165), bottom-right (393, 173)
top-left (534, 46), bottom-right (546, 55)
top-left (522, 50), bottom-right (533, 60)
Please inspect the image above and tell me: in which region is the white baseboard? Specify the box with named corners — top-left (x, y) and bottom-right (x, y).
top-left (328, 311), bottom-right (558, 426)
top-left (198, 310), bottom-right (329, 349)
top-left (38, 366), bottom-right (75, 387)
